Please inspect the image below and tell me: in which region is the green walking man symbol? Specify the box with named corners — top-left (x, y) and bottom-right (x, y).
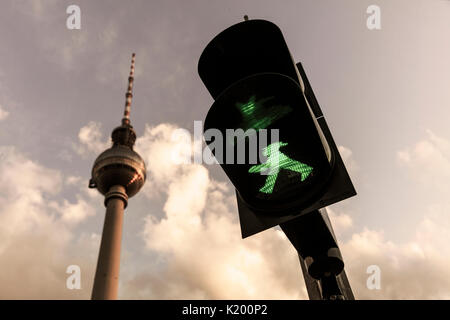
top-left (236, 95), bottom-right (292, 132)
top-left (249, 142), bottom-right (313, 194)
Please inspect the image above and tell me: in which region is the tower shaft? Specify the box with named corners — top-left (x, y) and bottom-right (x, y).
top-left (91, 185), bottom-right (128, 300)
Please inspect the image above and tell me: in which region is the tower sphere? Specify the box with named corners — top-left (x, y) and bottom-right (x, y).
top-left (90, 143), bottom-right (146, 198)
top-left (90, 124), bottom-right (146, 198)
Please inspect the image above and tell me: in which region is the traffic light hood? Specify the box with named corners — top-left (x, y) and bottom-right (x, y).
top-left (198, 19), bottom-right (301, 99)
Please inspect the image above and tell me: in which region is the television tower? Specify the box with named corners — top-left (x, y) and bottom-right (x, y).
top-left (88, 53), bottom-right (146, 300)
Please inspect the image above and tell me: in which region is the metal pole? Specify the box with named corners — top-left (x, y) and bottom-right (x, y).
top-left (280, 208), bottom-right (354, 300)
top-left (91, 185), bottom-right (128, 300)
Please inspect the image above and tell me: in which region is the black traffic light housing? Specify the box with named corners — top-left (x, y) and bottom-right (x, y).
top-left (235, 62), bottom-right (356, 237)
top-left (198, 19), bottom-right (356, 238)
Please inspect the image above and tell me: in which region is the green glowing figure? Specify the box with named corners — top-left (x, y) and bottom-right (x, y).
top-left (235, 96), bottom-right (292, 131)
top-left (248, 142), bottom-right (313, 194)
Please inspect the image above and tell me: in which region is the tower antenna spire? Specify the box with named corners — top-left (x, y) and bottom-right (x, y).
top-left (122, 53), bottom-right (136, 125)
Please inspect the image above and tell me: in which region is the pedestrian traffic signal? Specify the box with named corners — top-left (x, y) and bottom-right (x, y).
top-left (198, 19), bottom-right (356, 237)
top-left (204, 72), bottom-right (334, 213)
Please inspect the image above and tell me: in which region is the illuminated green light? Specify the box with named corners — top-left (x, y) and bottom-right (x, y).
top-left (240, 101), bottom-right (256, 116)
top-left (248, 142), bottom-right (313, 194)
top-left (235, 96), bottom-right (292, 131)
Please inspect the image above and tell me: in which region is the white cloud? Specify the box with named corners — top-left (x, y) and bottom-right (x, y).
top-left (0, 146), bottom-right (62, 201)
top-left (135, 123), bottom-right (194, 198)
top-left (74, 121), bottom-right (110, 157)
top-left (338, 145), bottom-right (359, 177)
top-left (397, 130), bottom-right (450, 190)
top-left (64, 175), bottom-right (102, 202)
top-left (328, 207), bottom-right (353, 237)
top-left (66, 175), bottom-right (82, 186)
top-left (342, 205), bottom-right (450, 299)
top-left (50, 195), bottom-right (96, 225)
top-left (0, 104), bottom-right (9, 121)
top-left (0, 146), bottom-right (98, 298)
top-left (335, 131), bottom-right (450, 299)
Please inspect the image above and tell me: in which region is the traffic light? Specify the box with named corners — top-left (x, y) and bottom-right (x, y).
top-left (198, 19), bottom-right (356, 238)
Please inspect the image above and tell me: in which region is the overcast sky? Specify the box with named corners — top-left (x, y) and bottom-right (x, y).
top-left (0, 0), bottom-right (450, 299)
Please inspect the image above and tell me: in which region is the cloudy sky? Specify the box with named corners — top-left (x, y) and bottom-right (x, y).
top-left (0, 0), bottom-right (449, 299)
